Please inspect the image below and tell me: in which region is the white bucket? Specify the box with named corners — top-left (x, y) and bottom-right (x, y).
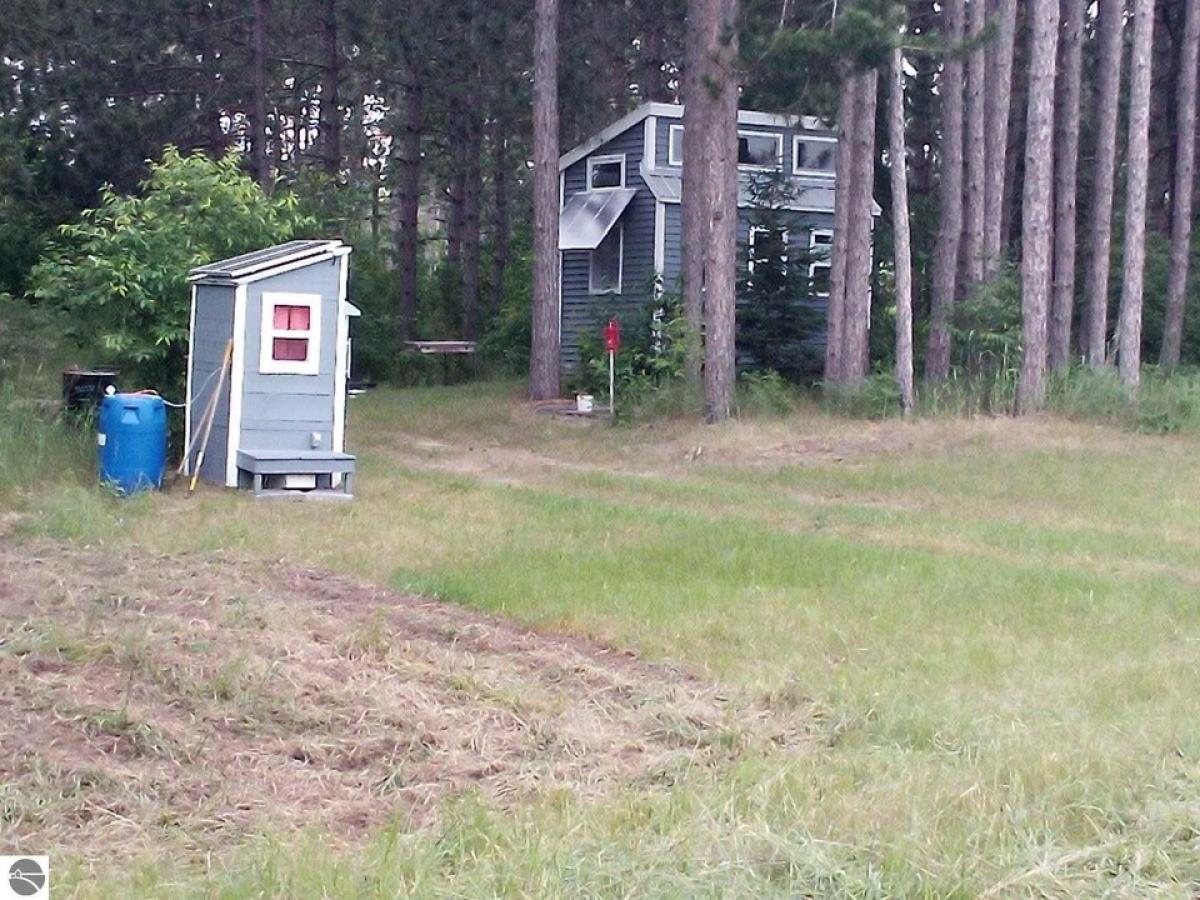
top-left (576, 394), bottom-right (594, 413)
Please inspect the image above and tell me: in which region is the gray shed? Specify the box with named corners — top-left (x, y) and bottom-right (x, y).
top-left (185, 240), bottom-right (360, 497)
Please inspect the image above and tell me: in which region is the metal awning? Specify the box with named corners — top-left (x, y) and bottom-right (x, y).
top-left (558, 188), bottom-right (637, 250)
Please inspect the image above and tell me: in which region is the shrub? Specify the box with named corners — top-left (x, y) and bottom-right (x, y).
top-left (737, 370), bottom-right (797, 417)
top-left (29, 148), bottom-right (312, 400)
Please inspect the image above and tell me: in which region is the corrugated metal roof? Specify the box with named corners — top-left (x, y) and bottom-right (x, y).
top-left (188, 240), bottom-right (346, 283)
top-left (558, 188), bottom-right (637, 250)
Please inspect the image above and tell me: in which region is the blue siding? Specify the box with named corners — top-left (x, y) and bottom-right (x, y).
top-left (189, 283), bottom-right (234, 484)
top-left (559, 110), bottom-right (841, 376)
top-left (560, 123), bottom-right (657, 371)
top-left (239, 259), bottom-right (341, 453)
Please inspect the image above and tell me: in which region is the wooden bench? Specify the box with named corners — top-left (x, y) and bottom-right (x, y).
top-left (404, 340), bottom-right (477, 384)
top-left (236, 449), bottom-right (356, 500)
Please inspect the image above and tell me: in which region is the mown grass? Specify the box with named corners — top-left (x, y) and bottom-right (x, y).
top-left (6, 381), bottom-right (1200, 895)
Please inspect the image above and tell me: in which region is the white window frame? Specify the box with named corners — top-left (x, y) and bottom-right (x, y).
top-left (668, 124), bottom-right (684, 166)
top-left (737, 129), bottom-right (784, 171)
top-left (747, 226), bottom-right (790, 278)
top-left (589, 225), bottom-right (624, 295)
top-left (808, 229), bottom-right (833, 297)
top-left (793, 134), bottom-right (838, 178)
top-left (259, 292), bottom-right (322, 375)
top-left (587, 154), bottom-right (626, 191)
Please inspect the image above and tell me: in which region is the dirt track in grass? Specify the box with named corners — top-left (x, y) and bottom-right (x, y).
top-left (0, 538), bottom-right (805, 860)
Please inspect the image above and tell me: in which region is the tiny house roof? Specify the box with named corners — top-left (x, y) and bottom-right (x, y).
top-left (188, 240), bottom-right (350, 285)
top-left (559, 101), bottom-right (832, 172)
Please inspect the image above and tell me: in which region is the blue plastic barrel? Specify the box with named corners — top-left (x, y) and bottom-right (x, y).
top-left (98, 393), bottom-right (167, 494)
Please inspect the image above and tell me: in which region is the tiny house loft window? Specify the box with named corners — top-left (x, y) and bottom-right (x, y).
top-left (260, 292), bottom-right (321, 375)
top-left (588, 154), bottom-right (625, 190)
top-left (668, 124), bottom-right (684, 165)
top-left (590, 225), bottom-right (623, 294)
top-left (809, 229), bottom-right (833, 296)
top-left (738, 131), bottom-right (783, 169)
top-left (794, 135), bottom-right (837, 177)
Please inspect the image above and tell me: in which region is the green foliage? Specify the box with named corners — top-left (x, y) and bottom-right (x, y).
top-left (822, 370), bottom-right (905, 418)
top-left (574, 290), bottom-right (696, 418)
top-left (29, 148), bottom-right (312, 398)
top-left (736, 369), bottom-right (797, 416)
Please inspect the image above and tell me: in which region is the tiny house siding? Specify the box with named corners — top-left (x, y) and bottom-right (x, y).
top-left (560, 124), bottom-right (658, 372)
top-left (663, 204), bottom-right (682, 289)
top-left (189, 283), bottom-right (235, 484)
top-left (239, 259), bottom-right (341, 452)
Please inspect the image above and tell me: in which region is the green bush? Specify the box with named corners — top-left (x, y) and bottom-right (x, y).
top-left (29, 148), bottom-right (312, 400)
top-left (822, 371), bottom-right (905, 419)
top-left (737, 370), bottom-right (797, 417)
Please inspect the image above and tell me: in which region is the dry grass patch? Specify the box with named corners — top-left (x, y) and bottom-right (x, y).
top-left (0, 538), bottom-right (805, 862)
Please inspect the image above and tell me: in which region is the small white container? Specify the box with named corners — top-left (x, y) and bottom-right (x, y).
top-left (576, 394), bottom-right (594, 413)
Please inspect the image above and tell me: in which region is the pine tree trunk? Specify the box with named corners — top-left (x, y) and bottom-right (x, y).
top-left (1084, 0), bottom-right (1126, 367)
top-left (841, 69), bottom-right (879, 384)
top-left (963, 0), bottom-right (987, 287)
top-left (824, 75), bottom-right (857, 384)
top-left (395, 76), bottom-right (422, 342)
top-left (984, 0), bottom-right (1017, 269)
top-left (491, 121), bottom-right (511, 320)
top-left (529, 0), bottom-right (561, 400)
top-left (681, 0), bottom-right (716, 386)
top-left (1015, 0), bottom-right (1059, 414)
top-left (926, 0), bottom-right (965, 379)
top-left (251, 0), bottom-right (270, 187)
top-left (320, 0), bottom-right (340, 177)
top-left (446, 170), bottom-right (464, 268)
top-left (461, 124), bottom-right (482, 341)
top-left (1048, 0), bottom-right (1084, 371)
top-left (1118, 0), bottom-right (1157, 390)
top-left (889, 47), bottom-right (915, 415)
top-left (1160, 0), bottom-right (1200, 371)
top-left (702, 0), bottom-right (740, 423)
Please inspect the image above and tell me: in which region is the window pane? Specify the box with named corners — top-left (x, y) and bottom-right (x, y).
top-left (273, 304), bottom-right (310, 330)
top-left (738, 134), bottom-right (779, 168)
top-left (590, 161), bottom-right (622, 189)
top-left (796, 140), bottom-right (836, 174)
top-left (670, 127), bottom-right (683, 164)
top-left (273, 337), bottom-right (309, 361)
top-left (591, 228), bottom-right (622, 292)
top-left (811, 264), bottom-right (831, 296)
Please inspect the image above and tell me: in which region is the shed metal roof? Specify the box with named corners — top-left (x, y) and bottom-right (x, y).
top-left (188, 240), bottom-right (347, 284)
top-left (558, 188), bottom-right (637, 250)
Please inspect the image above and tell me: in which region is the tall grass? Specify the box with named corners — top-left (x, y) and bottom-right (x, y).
top-left (0, 384), bottom-right (93, 502)
top-left (823, 363), bottom-right (1200, 433)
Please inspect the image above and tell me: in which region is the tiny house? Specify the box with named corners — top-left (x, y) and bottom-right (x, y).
top-left (185, 240), bottom-right (360, 497)
top-left (557, 101), bottom-right (870, 376)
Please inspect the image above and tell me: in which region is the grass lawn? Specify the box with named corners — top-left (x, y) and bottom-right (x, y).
top-left (5, 380), bottom-right (1200, 896)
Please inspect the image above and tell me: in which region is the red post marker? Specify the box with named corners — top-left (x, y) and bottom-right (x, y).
top-left (604, 319), bottom-right (620, 415)
top-left (604, 318), bottom-right (621, 353)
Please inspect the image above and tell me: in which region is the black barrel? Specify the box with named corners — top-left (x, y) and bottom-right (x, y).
top-left (63, 368), bottom-right (119, 413)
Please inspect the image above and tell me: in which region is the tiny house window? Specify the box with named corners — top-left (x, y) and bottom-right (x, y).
top-left (590, 226), bottom-right (623, 294)
top-left (588, 154), bottom-right (625, 190)
top-left (747, 226), bottom-right (789, 280)
top-left (809, 229), bottom-right (833, 296)
top-left (794, 135), bottom-right (837, 177)
top-left (668, 124), bottom-right (684, 165)
top-left (260, 292), bottom-right (321, 375)
top-left (738, 131), bottom-right (783, 169)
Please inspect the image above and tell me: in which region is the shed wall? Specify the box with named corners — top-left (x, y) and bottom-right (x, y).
top-left (239, 258), bottom-right (342, 453)
top-left (188, 283), bottom-right (235, 484)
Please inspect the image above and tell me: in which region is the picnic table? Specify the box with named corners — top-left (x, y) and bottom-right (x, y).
top-left (404, 340), bottom-right (477, 384)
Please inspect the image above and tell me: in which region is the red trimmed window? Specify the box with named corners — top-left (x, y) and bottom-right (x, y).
top-left (273, 305), bottom-right (311, 330)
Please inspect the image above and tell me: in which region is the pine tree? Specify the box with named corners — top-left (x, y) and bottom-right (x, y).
top-left (1015, 0), bottom-right (1060, 413)
top-left (529, 0), bottom-right (561, 400)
